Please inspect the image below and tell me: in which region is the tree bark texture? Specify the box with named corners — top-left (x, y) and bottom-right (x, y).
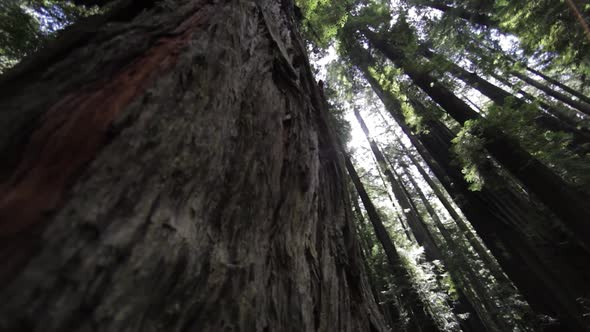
top-left (0, 1), bottom-right (387, 331)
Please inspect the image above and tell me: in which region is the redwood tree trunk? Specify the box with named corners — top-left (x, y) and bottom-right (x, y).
top-left (402, 149), bottom-right (511, 289)
top-left (0, 1), bottom-right (386, 331)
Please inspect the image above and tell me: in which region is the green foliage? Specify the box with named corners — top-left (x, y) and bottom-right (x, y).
top-left (367, 65), bottom-right (436, 134)
top-left (451, 98), bottom-right (590, 192)
top-left (484, 99), bottom-right (590, 189)
top-left (296, 0), bottom-right (353, 48)
top-left (324, 85), bottom-right (353, 145)
top-left (493, 0), bottom-right (590, 73)
top-left (1, 0), bottom-right (42, 70)
top-left (0, 0), bottom-right (99, 72)
top-left (451, 119), bottom-right (487, 191)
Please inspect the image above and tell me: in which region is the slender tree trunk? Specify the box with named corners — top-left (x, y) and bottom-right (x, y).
top-left (401, 156), bottom-right (535, 332)
top-left (351, 191), bottom-right (375, 256)
top-left (0, 1), bottom-right (388, 331)
top-left (345, 157), bottom-right (440, 332)
top-left (354, 109), bottom-right (491, 331)
top-left (417, 2), bottom-right (495, 27)
top-left (489, 72), bottom-right (586, 130)
top-left (419, 47), bottom-right (590, 148)
top-left (350, 188), bottom-right (399, 329)
top-left (350, 49), bottom-right (590, 331)
top-left (400, 163), bottom-right (505, 332)
top-left (478, 41), bottom-right (590, 105)
top-left (354, 110), bottom-right (440, 262)
top-left (369, 151), bottom-right (415, 242)
top-left (364, 29), bottom-right (590, 253)
top-left (513, 71), bottom-right (590, 116)
top-left (349, 188), bottom-right (402, 329)
top-left (402, 150), bottom-right (512, 289)
top-left (525, 66), bottom-right (590, 105)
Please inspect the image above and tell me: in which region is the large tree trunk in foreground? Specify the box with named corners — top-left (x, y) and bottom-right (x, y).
top-left (0, 1), bottom-right (387, 331)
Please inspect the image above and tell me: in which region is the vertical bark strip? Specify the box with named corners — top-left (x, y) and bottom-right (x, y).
top-left (0, 0), bottom-right (387, 331)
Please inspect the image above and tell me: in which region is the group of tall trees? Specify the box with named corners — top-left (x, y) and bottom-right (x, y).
top-left (0, 0), bottom-right (589, 331)
top-left (311, 0), bottom-right (590, 330)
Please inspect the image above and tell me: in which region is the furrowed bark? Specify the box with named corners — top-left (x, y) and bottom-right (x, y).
top-left (0, 0), bottom-right (387, 331)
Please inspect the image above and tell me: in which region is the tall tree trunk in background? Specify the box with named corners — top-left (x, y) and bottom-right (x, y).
top-left (353, 110), bottom-right (440, 262)
top-left (345, 157), bottom-right (440, 332)
top-left (349, 189), bottom-right (401, 329)
top-left (399, 163), bottom-right (503, 332)
top-left (419, 47), bottom-right (590, 149)
top-left (524, 66), bottom-right (590, 105)
top-left (0, 1), bottom-right (387, 331)
top-left (369, 151), bottom-right (415, 242)
top-left (478, 42), bottom-right (590, 105)
top-left (363, 29), bottom-right (590, 253)
top-left (512, 71), bottom-right (590, 116)
top-left (401, 149), bottom-right (511, 288)
top-left (350, 49), bottom-right (590, 331)
top-left (488, 72), bottom-right (585, 130)
top-left (354, 110), bottom-right (489, 332)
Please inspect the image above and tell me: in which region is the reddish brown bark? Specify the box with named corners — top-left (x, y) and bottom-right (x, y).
top-left (0, 1), bottom-right (387, 331)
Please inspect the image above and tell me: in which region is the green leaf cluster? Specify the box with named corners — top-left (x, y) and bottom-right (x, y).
top-left (484, 99), bottom-right (590, 190)
top-left (0, 0), bottom-right (99, 72)
top-left (451, 119), bottom-right (487, 191)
